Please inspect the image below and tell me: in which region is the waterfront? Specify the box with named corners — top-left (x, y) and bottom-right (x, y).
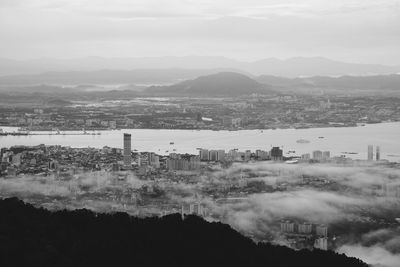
top-left (1, 122), bottom-right (400, 161)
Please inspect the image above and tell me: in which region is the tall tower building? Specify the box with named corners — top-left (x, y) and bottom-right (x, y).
top-left (376, 146), bottom-right (380, 161)
top-left (368, 145), bottom-right (373, 161)
top-left (123, 133), bottom-right (132, 168)
top-left (270, 147), bottom-right (283, 161)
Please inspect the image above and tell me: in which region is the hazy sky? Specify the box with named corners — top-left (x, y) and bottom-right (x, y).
top-left (1, 0), bottom-right (400, 64)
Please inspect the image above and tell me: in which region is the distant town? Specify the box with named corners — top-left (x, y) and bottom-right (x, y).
top-left (1, 94), bottom-right (400, 131)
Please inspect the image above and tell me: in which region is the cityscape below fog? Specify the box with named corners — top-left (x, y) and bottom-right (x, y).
top-left (1, 132), bottom-right (400, 255)
top-left (1, 0), bottom-right (400, 265)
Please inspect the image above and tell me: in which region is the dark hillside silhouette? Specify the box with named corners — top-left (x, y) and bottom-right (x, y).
top-left (0, 198), bottom-right (368, 267)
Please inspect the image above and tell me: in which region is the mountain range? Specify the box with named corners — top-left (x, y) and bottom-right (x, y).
top-left (1, 56), bottom-right (399, 77)
top-left (1, 71), bottom-right (400, 97)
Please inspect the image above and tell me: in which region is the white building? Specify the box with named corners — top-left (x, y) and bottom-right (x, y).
top-left (314, 237), bottom-right (328, 250)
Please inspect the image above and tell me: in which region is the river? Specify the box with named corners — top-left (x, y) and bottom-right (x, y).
top-left (1, 123), bottom-right (400, 162)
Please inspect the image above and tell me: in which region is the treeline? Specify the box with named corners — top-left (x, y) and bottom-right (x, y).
top-left (0, 198), bottom-right (368, 267)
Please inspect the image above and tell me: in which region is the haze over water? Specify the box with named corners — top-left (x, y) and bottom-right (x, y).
top-left (1, 122), bottom-right (400, 162)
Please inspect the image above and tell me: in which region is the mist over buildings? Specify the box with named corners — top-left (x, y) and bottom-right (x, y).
top-left (1, 161), bottom-right (400, 266)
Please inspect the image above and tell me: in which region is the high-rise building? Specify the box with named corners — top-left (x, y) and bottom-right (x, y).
top-left (149, 152), bottom-right (160, 168)
top-left (270, 147), bottom-right (283, 161)
top-left (123, 133), bottom-right (132, 168)
top-left (217, 150), bottom-right (226, 161)
top-left (280, 221), bottom-right (295, 233)
top-left (209, 150), bottom-right (218, 161)
top-left (316, 225), bottom-right (328, 237)
top-left (181, 203), bottom-right (206, 217)
top-left (368, 145), bottom-right (373, 161)
top-left (298, 223), bottom-right (312, 234)
top-left (376, 146), bottom-right (380, 161)
top-left (312, 150), bottom-right (323, 161)
top-left (167, 154), bottom-right (200, 171)
top-left (314, 237), bottom-right (328, 250)
top-left (322, 151), bottom-right (330, 160)
top-left (199, 149), bottom-right (209, 161)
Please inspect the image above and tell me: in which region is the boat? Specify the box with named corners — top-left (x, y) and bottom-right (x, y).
top-left (318, 136), bottom-right (324, 139)
top-left (296, 139), bottom-right (310, 144)
top-left (170, 142), bottom-right (174, 145)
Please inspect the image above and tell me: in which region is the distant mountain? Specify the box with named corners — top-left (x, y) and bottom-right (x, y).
top-left (146, 72), bottom-right (272, 97)
top-left (256, 74), bottom-right (400, 94)
top-left (246, 57), bottom-right (400, 77)
top-left (1, 56), bottom-right (399, 77)
top-left (0, 68), bottom-right (246, 86)
top-left (0, 198), bottom-right (368, 267)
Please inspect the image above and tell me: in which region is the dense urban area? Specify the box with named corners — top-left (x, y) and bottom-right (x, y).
top-left (1, 133), bottom-right (399, 252)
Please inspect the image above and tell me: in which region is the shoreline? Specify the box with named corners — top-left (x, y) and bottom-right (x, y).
top-left (0, 121), bottom-right (392, 133)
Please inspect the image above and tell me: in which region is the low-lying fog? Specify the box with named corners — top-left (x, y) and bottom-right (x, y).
top-left (1, 162), bottom-right (399, 267)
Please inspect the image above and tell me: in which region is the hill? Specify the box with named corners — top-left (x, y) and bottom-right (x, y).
top-left (146, 72), bottom-right (273, 97)
top-left (0, 197), bottom-right (367, 267)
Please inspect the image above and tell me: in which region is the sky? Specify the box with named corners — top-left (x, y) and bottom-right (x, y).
top-left (0, 0), bottom-right (400, 64)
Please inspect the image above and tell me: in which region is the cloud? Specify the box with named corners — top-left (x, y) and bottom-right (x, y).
top-left (0, 0), bottom-right (400, 63)
top-left (2, 161), bottom-right (400, 267)
top-left (338, 245), bottom-right (400, 267)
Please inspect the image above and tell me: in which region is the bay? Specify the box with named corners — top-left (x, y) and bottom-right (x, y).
top-left (1, 122), bottom-right (400, 162)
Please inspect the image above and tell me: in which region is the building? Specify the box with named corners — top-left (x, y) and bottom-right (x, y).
top-left (123, 133), bottom-right (132, 168)
top-left (231, 118), bottom-right (242, 128)
top-left (368, 145), bottom-right (373, 161)
top-left (298, 223), bottom-right (312, 234)
top-left (312, 150), bottom-right (323, 161)
top-left (149, 153), bottom-right (160, 168)
top-left (209, 150), bottom-right (218, 161)
top-left (181, 203), bottom-right (206, 217)
top-left (280, 221), bottom-right (295, 233)
top-left (316, 225), bottom-right (328, 237)
top-left (270, 147), bottom-right (283, 161)
top-left (199, 149), bottom-right (225, 162)
top-left (167, 154), bottom-right (201, 171)
top-left (376, 146), bottom-right (380, 161)
top-left (322, 151), bottom-right (330, 160)
top-left (226, 149), bottom-right (243, 161)
top-left (314, 237), bottom-right (328, 250)
top-left (301, 153), bottom-right (311, 160)
top-left (256, 150), bottom-right (269, 160)
top-left (199, 149), bottom-right (209, 161)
